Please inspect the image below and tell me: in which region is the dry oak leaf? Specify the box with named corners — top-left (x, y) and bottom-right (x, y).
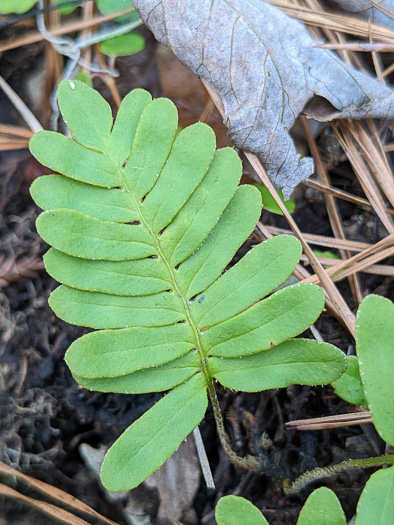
top-left (134, 0), bottom-right (394, 197)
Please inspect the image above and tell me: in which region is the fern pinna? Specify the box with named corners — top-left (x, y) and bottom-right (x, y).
top-left (30, 80), bottom-right (345, 491)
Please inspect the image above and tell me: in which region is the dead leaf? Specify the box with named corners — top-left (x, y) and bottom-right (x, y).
top-left (78, 444), bottom-right (153, 525)
top-left (79, 443), bottom-right (129, 504)
top-left (134, 0), bottom-right (394, 197)
top-left (144, 438), bottom-right (200, 523)
top-left (333, 0), bottom-right (394, 30)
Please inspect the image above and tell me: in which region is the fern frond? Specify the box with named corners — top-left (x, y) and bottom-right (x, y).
top-left (30, 80), bottom-right (346, 491)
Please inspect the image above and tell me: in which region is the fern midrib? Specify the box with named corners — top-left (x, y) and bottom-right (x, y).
top-left (114, 162), bottom-right (212, 388)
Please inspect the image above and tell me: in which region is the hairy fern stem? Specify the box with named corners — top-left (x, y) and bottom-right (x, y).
top-left (287, 454), bottom-right (394, 493)
top-left (208, 382), bottom-right (260, 471)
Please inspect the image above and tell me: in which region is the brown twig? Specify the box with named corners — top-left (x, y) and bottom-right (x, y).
top-left (316, 41), bottom-right (394, 52)
top-left (266, 0), bottom-right (394, 44)
top-left (0, 7), bottom-right (136, 53)
top-left (0, 462), bottom-right (118, 525)
top-left (286, 411), bottom-right (373, 431)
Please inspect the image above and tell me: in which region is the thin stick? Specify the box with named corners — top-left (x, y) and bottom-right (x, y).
top-left (0, 8), bottom-right (137, 53)
top-left (193, 427), bottom-right (215, 489)
top-left (299, 238), bottom-right (394, 285)
top-left (265, 0), bottom-right (394, 43)
top-left (262, 225), bottom-right (372, 251)
top-left (354, 121), bottom-right (394, 209)
top-left (299, 255), bottom-right (394, 276)
top-left (302, 178), bottom-right (394, 215)
top-left (0, 76), bottom-right (43, 132)
top-left (383, 61), bottom-right (394, 77)
top-left (0, 124), bottom-right (34, 138)
top-left (203, 81), bottom-right (356, 333)
top-left (320, 246), bottom-right (394, 283)
top-left (333, 122), bottom-right (394, 233)
top-left (286, 412), bottom-right (373, 431)
top-left (250, 154), bottom-right (356, 333)
top-left (301, 117), bottom-right (362, 304)
top-left (0, 462), bottom-right (117, 525)
top-left (95, 47), bottom-right (122, 108)
top-left (0, 485), bottom-right (90, 525)
top-left (316, 42), bottom-right (394, 52)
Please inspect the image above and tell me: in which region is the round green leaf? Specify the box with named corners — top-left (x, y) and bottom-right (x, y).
top-left (254, 183), bottom-right (296, 215)
top-left (74, 71), bottom-right (93, 87)
top-left (355, 466), bottom-right (394, 525)
top-left (312, 250), bottom-right (340, 261)
top-left (356, 295), bottom-right (394, 445)
top-left (99, 32), bottom-right (145, 57)
top-left (215, 496), bottom-right (269, 525)
top-left (297, 487), bottom-right (346, 525)
top-left (56, 0), bottom-right (80, 15)
top-left (0, 0), bottom-right (36, 14)
top-left (332, 355), bottom-right (367, 406)
top-left (96, 0), bottom-right (140, 22)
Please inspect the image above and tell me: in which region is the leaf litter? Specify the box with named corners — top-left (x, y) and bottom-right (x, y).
top-left (134, 0), bottom-right (394, 197)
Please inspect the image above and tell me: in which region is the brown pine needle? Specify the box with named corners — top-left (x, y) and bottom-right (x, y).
top-left (333, 122), bottom-right (394, 233)
top-left (300, 234), bottom-right (394, 285)
top-left (247, 152), bottom-right (357, 334)
top-left (286, 412), bottom-right (373, 431)
top-left (316, 42), bottom-right (394, 52)
top-left (0, 138), bottom-right (30, 150)
top-left (0, 123), bottom-right (34, 138)
top-left (266, 0), bottom-right (394, 44)
top-left (0, 462), bottom-right (118, 525)
top-left (300, 255), bottom-right (394, 276)
top-left (0, 484), bottom-right (91, 525)
top-left (302, 179), bottom-right (394, 215)
top-left (263, 225), bottom-right (372, 252)
top-left (0, 7), bottom-right (136, 53)
top-left (302, 116), bottom-right (362, 304)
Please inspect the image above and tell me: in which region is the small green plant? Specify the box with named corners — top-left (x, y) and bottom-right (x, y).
top-left (216, 473), bottom-right (394, 525)
top-left (0, 0), bottom-right (83, 15)
top-left (98, 32), bottom-right (145, 58)
top-left (332, 294), bottom-right (394, 436)
top-left (254, 183), bottom-right (296, 215)
top-left (55, 0), bottom-right (81, 16)
top-left (0, 0), bottom-right (139, 17)
top-left (331, 354), bottom-right (366, 406)
top-left (0, 1), bottom-right (145, 76)
top-left (355, 295), bottom-right (394, 444)
top-left (0, 0), bottom-right (37, 14)
top-left (215, 488), bottom-right (347, 525)
top-left (96, 0), bottom-right (139, 22)
top-left (279, 294), bottom-right (394, 523)
top-left (29, 80), bottom-right (346, 491)
top-left (215, 495), bottom-right (269, 525)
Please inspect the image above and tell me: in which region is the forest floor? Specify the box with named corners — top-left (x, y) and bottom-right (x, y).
top-left (0, 2), bottom-right (393, 524)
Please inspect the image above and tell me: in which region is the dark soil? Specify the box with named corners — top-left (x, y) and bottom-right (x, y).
top-left (0, 23), bottom-right (391, 525)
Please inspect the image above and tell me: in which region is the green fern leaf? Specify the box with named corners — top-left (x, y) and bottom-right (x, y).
top-left (30, 80), bottom-right (346, 491)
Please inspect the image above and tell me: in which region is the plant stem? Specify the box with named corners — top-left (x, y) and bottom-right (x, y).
top-left (207, 380), bottom-right (260, 471)
top-left (287, 454), bottom-right (394, 493)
